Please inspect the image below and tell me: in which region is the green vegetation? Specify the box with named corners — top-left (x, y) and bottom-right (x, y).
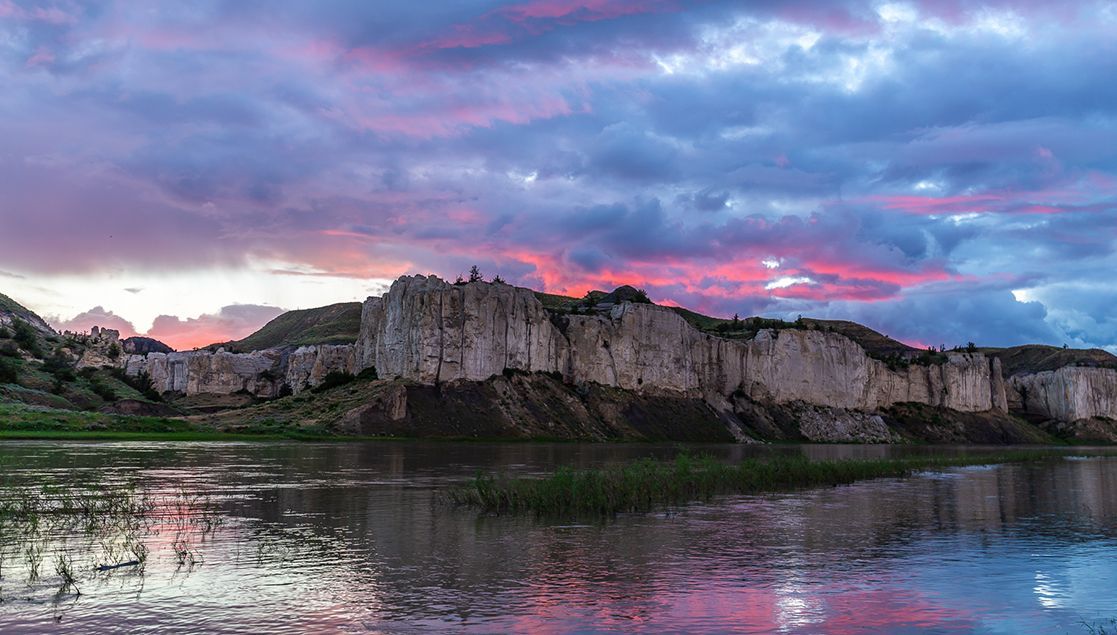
top-left (110, 367), bottom-right (163, 401)
top-left (0, 401), bottom-right (194, 433)
top-left (11, 318), bottom-right (43, 357)
top-left (0, 291), bottom-right (34, 315)
top-left (988, 344), bottom-right (1117, 376)
top-left (0, 482), bottom-right (225, 595)
top-left (311, 370), bottom-right (356, 393)
top-left (212, 302), bottom-right (362, 352)
top-left (448, 450), bottom-right (1105, 516)
top-left (0, 356), bottom-right (17, 384)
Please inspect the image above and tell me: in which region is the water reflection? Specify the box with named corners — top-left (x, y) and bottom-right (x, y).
top-left (0, 441), bottom-right (1115, 633)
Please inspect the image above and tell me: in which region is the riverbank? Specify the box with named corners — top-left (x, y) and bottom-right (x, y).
top-left (0, 402), bottom-right (347, 441)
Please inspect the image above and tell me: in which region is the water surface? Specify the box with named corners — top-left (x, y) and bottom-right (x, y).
top-left (0, 441), bottom-right (1114, 633)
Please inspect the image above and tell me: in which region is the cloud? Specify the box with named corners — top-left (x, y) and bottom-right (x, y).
top-left (146, 305), bottom-right (284, 350)
top-left (51, 306), bottom-right (139, 338)
top-left (3, 0), bottom-right (1117, 349)
top-left (49, 304), bottom-right (284, 351)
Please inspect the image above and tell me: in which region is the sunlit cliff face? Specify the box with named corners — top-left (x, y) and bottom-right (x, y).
top-left (2, 1), bottom-right (1116, 351)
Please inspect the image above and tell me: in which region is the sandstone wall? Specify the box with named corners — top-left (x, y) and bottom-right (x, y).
top-left (122, 344), bottom-right (355, 397)
top-left (356, 275), bottom-right (1008, 414)
top-left (1007, 367), bottom-right (1117, 422)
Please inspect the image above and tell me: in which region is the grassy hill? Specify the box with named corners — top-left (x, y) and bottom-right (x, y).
top-left (0, 291), bottom-right (54, 335)
top-left (212, 302), bottom-right (362, 352)
top-left (801, 318), bottom-right (917, 357)
top-left (986, 345), bottom-right (1117, 376)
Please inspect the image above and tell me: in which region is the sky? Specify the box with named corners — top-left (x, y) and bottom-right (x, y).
top-left (1, 1), bottom-right (1116, 351)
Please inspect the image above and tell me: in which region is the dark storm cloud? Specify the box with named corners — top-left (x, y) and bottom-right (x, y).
top-left (2, 0), bottom-right (1117, 349)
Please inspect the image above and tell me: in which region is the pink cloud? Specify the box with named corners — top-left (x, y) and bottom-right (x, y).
top-left (146, 305), bottom-right (284, 350)
top-left (51, 306), bottom-right (139, 339)
top-left (50, 304), bottom-right (284, 351)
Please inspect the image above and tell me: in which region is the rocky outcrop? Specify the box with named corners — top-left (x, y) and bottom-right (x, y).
top-left (1008, 367), bottom-right (1117, 423)
top-left (284, 345), bottom-right (358, 395)
top-left (122, 344), bottom-right (355, 397)
top-left (75, 327), bottom-right (123, 369)
top-left (356, 276), bottom-right (565, 382)
top-left (356, 275), bottom-right (1008, 418)
top-left (333, 373), bottom-right (742, 442)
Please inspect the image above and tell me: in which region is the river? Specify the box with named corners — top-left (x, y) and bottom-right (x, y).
top-left (0, 441), bottom-right (1114, 633)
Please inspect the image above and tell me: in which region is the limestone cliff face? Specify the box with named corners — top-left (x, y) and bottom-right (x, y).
top-left (1007, 367), bottom-right (1117, 422)
top-left (123, 344), bottom-right (355, 397)
top-left (356, 276), bottom-right (1008, 415)
top-left (284, 345), bottom-right (357, 395)
top-left (357, 275), bottom-right (565, 382)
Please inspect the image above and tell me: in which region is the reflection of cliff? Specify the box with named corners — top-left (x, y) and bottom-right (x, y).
top-left (115, 446), bottom-right (1117, 632)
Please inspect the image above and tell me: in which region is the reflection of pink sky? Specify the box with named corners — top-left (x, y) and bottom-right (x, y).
top-left (506, 577), bottom-right (978, 633)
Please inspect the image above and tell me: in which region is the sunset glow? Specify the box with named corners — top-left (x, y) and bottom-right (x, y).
top-left (2, 1), bottom-right (1115, 350)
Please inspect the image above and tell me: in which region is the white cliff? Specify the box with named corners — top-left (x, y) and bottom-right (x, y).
top-left (122, 344), bottom-right (355, 397)
top-left (1008, 366), bottom-right (1117, 422)
top-left (356, 275), bottom-right (1008, 415)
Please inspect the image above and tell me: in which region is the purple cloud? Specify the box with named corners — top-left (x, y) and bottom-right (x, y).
top-left (1, 0), bottom-right (1116, 351)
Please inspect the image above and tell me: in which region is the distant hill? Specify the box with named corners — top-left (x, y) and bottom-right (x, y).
top-left (986, 345), bottom-right (1117, 376)
top-left (800, 319), bottom-right (917, 358)
top-left (210, 302), bottom-right (362, 352)
top-left (0, 291), bottom-right (55, 336)
top-left (122, 336), bottom-right (174, 355)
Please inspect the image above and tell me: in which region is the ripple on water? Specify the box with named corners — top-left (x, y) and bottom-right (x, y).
top-left (1, 443), bottom-right (1116, 633)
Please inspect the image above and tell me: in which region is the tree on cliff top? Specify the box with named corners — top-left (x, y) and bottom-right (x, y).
top-left (468, 265), bottom-right (483, 283)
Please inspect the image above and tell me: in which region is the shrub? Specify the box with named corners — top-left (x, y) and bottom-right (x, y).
top-left (90, 380), bottom-right (117, 402)
top-left (110, 368), bottom-right (162, 401)
top-left (0, 326), bottom-right (11, 339)
top-left (11, 320), bottom-right (42, 357)
top-left (43, 351), bottom-right (76, 383)
top-left (356, 366), bottom-right (379, 381)
top-left (312, 371), bottom-right (356, 393)
top-left (106, 343), bottom-right (121, 360)
top-left (0, 357), bottom-right (18, 384)
top-left (0, 341), bottom-right (19, 358)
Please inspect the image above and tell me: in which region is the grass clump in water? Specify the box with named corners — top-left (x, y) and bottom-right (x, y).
top-left (448, 450), bottom-right (1108, 516)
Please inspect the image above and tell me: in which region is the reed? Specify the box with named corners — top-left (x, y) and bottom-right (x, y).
top-left (447, 450), bottom-right (1111, 516)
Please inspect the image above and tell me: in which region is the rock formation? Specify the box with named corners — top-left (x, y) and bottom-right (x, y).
top-left (102, 273), bottom-right (1117, 442)
top-left (122, 344), bottom-right (355, 397)
top-left (75, 327), bottom-right (123, 369)
top-left (1007, 367), bottom-right (1117, 422)
top-left (357, 275), bottom-right (1009, 417)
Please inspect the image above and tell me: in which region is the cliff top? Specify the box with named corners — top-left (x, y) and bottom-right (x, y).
top-left (531, 286), bottom-right (912, 356)
top-left (987, 345), bottom-right (1117, 376)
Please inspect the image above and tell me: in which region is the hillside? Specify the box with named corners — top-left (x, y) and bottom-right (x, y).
top-left (801, 319), bottom-right (917, 358)
top-left (987, 345), bottom-right (1117, 376)
top-left (0, 291), bottom-right (54, 335)
top-left (211, 302), bottom-right (362, 352)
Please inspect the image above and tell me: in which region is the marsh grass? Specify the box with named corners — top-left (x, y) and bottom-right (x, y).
top-left (0, 483), bottom-right (226, 597)
top-left (447, 450), bottom-right (1112, 516)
